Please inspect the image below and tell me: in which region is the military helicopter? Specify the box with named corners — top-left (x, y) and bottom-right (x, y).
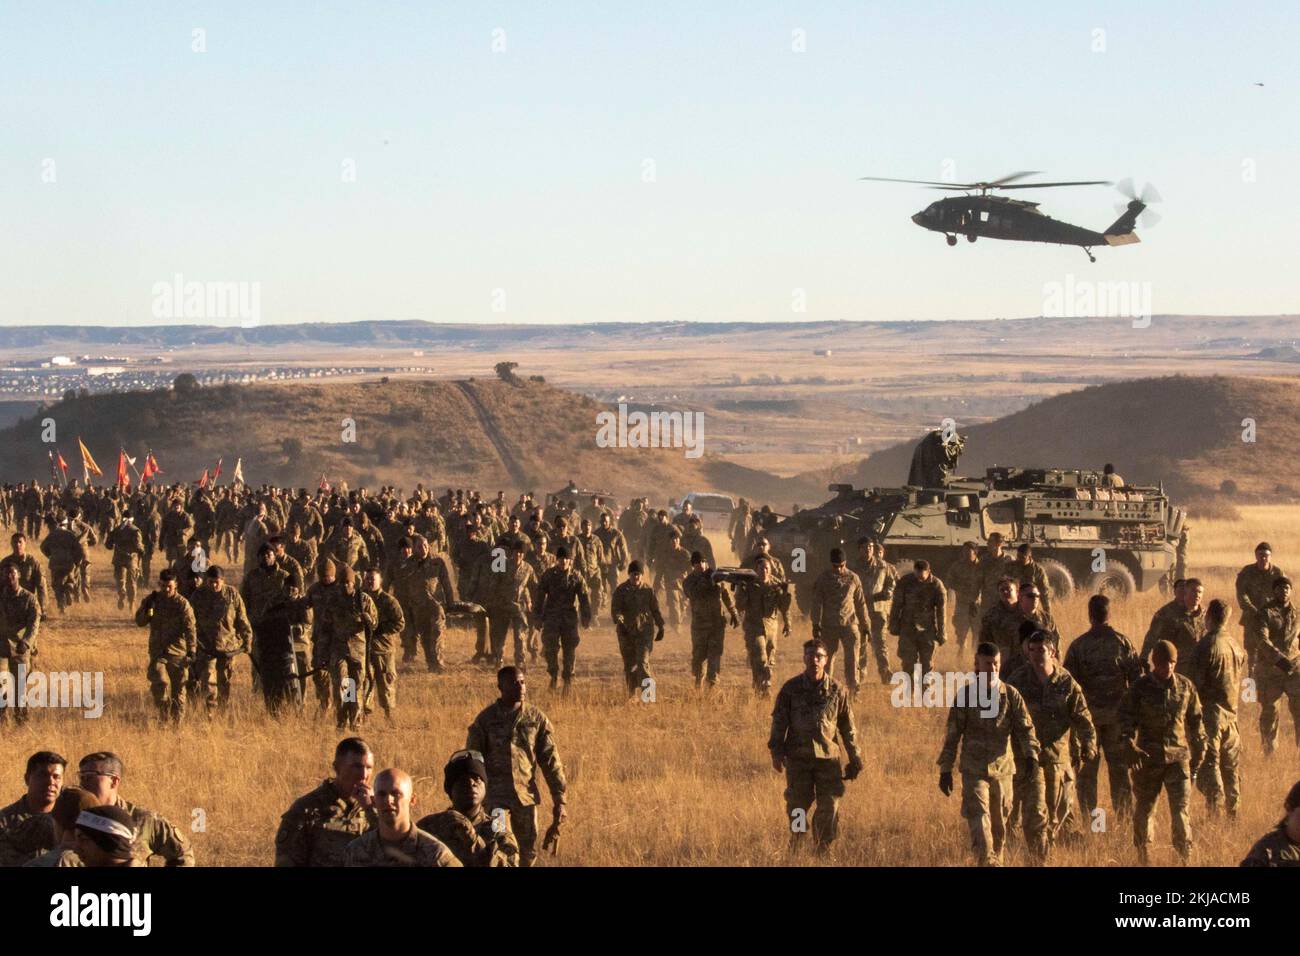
top-left (860, 171), bottom-right (1160, 262)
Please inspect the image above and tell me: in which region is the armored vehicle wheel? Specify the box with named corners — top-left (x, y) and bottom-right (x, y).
top-left (966, 233), bottom-right (977, 243)
top-left (946, 234), bottom-right (958, 246)
top-left (1037, 558), bottom-right (1075, 602)
top-left (1085, 564), bottom-right (1136, 600)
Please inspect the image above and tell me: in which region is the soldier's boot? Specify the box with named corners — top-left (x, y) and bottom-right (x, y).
top-left (561, 677), bottom-right (572, 697)
top-left (548, 675), bottom-right (558, 691)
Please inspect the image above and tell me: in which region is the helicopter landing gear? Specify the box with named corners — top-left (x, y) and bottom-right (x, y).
top-left (946, 234), bottom-right (957, 246)
top-left (1082, 246), bottom-right (1096, 263)
top-left (966, 233), bottom-right (977, 243)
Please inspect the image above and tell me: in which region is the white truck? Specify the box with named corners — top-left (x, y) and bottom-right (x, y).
top-left (669, 492), bottom-right (736, 534)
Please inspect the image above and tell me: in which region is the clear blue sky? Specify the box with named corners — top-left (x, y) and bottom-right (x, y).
top-left (2, 1), bottom-right (1295, 325)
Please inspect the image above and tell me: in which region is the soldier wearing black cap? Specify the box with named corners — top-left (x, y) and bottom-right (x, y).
top-left (533, 546), bottom-right (591, 692)
top-left (611, 560), bottom-right (664, 697)
top-left (417, 750), bottom-right (520, 867)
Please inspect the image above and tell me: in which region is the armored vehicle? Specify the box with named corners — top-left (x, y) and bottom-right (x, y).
top-left (768, 433), bottom-right (1183, 605)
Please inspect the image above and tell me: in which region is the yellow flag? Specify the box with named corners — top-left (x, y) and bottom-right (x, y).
top-left (78, 437), bottom-right (103, 476)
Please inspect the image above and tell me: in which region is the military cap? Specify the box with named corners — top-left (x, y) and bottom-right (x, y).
top-left (555, 545), bottom-right (570, 560)
top-left (628, 560), bottom-right (644, 575)
top-left (829, 547), bottom-right (845, 564)
top-left (443, 749), bottom-right (488, 794)
top-left (1274, 576), bottom-right (1292, 589)
top-left (689, 550), bottom-right (704, 564)
top-left (1153, 639), bottom-right (1178, 664)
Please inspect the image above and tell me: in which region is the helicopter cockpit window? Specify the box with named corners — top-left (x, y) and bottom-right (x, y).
top-left (980, 210), bottom-right (990, 222)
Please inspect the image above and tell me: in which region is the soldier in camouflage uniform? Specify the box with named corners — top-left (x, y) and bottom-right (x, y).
top-left (343, 768), bottom-right (460, 867)
top-left (0, 564), bottom-right (40, 724)
top-left (361, 568), bottom-right (404, 721)
top-left (480, 541), bottom-right (535, 669)
top-left (610, 560), bottom-right (665, 698)
top-left (77, 751), bottom-right (194, 865)
top-left (1007, 630), bottom-right (1096, 858)
top-left (1003, 585), bottom-right (1059, 678)
top-left (1192, 600), bottom-right (1246, 816)
top-left (297, 556), bottom-right (338, 712)
top-left (976, 533), bottom-right (1017, 613)
top-left (1, 533), bottom-right (49, 618)
top-left (159, 498), bottom-right (193, 563)
top-left (944, 542), bottom-right (981, 652)
top-left (978, 578), bottom-right (1023, 674)
top-left (1240, 780), bottom-right (1300, 867)
top-left (467, 667), bottom-right (567, 867)
top-left (768, 639), bottom-right (863, 852)
top-left (852, 539), bottom-right (895, 684)
top-left (1236, 542), bottom-right (1284, 676)
top-left (889, 559), bottom-right (947, 679)
top-left (275, 738), bottom-right (376, 866)
top-left (534, 546), bottom-right (592, 693)
top-left (404, 535), bottom-right (456, 673)
top-left (594, 512), bottom-right (629, 602)
top-left (809, 548), bottom-right (870, 695)
top-left (134, 569), bottom-right (196, 724)
top-left (682, 552), bottom-right (738, 689)
top-left (105, 514), bottom-right (145, 610)
top-left (1140, 577), bottom-right (1205, 677)
top-left (938, 642), bottom-right (1040, 867)
top-left (242, 543), bottom-right (301, 713)
top-left (734, 556), bottom-right (791, 695)
top-left (0, 750), bottom-right (64, 865)
top-left (326, 517), bottom-right (370, 573)
top-left (189, 566), bottom-right (253, 713)
top-left (39, 520), bottom-right (87, 613)
top-left (417, 749), bottom-right (520, 867)
top-left (326, 565), bottom-right (378, 730)
top-left (1256, 576), bottom-right (1300, 754)
top-left (1120, 640), bottom-right (1205, 863)
top-left (1063, 594), bottom-right (1143, 822)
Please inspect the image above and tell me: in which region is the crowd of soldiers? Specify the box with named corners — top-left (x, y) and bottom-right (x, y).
top-left (0, 480), bottom-right (1297, 867)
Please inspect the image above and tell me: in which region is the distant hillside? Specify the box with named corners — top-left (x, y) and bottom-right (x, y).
top-left (839, 375), bottom-right (1300, 501)
top-left (0, 377), bottom-right (824, 505)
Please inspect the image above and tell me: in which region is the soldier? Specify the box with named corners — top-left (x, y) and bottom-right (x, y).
top-left (242, 543), bottom-right (301, 713)
top-left (39, 519), bottom-right (87, 613)
top-left (275, 737), bottom-right (376, 866)
top-left (285, 522), bottom-right (318, 586)
top-left (326, 565), bottom-right (378, 730)
top-left (1120, 640), bottom-right (1205, 863)
top-left (189, 565), bottom-right (253, 714)
top-left (172, 536), bottom-right (207, 601)
top-left (945, 542), bottom-right (981, 651)
top-left (534, 546), bottom-right (592, 693)
top-left (327, 517), bottom-right (370, 573)
top-left (889, 559), bottom-right (947, 679)
top-left (0, 750), bottom-right (64, 865)
top-left (405, 535), bottom-right (456, 673)
top-left (1240, 780), bottom-right (1300, 866)
top-left (1011, 543), bottom-right (1053, 616)
top-left (1004, 585), bottom-right (1059, 678)
top-left (1256, 576), bottom-right (1300, 754)
top-left (594, 512), bottom-right (629, 604)
top-left (416, 749), bottom-right (520, 867)
top-left (809, 548), bottom-right (870, 695)
top-left (1141, 577), bottom-right (1206, 676)
top-left (72, 805), bottom-right (139, 868)
top-left (1063, 594), bottom-right (1143, 822)
top-left (1101, 463), bottom-right (1124, 488)
top-left (682, 552), bottom-right (738, 690)
top-left (23, 786), bottom-right (100, 868)
top-left (854, 539), bottom-right (895, 684)
top-left (1192, 599), bottom-right (1246, 817)
top-left (135, 497), bottom-right (160, 587)
top-left (937, 642), bottom-right (1040, 867)
top-left (742, 535), bottom-right (787, 583)
top-left (343, 768), bottom-right (460, 867)
top-left (619, 497), bottom-right (650, 564)
top-left (1006, 630), bottom-right (1096, 858)
top-left (734, 556), bottom-right (791, 695)
top-left (0, 564), bottom-right (39, 725)
top-left (978, 578), bottom-right (1023, 674)
top-left (76, 751), bottom-right (194, 865)
top-left (976, 532), bottom-right (1017, 613)
top-left (467, 667), bottom-right (567, 868)
top-left (159, 497), bottom-right (193, 562)
top-left (768, 639), bottom-right (862, 853)
top-left (135, 568), bottom-right (196, 724)
top-left (1, 533), bottom-right (49, 618)
top-left (297, 556), bottom-right (338, 712)
top-left (610, 560), bottom-right (665, 698)
top-left (362, 568), bottom-right (403, 722)
top-left (679, 515), bottom-right (715, 569)
top-left (480, 541), bottom-right (535, 670)
top-left (105, 513), bottom-right (145, 610)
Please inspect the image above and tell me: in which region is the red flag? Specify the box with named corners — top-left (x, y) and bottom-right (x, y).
top-left (212, 457), bottom-right (223, 482)
top-left (116, 450), bottom-right (129, 489)
top-left (145, 452), bottom-right (162, 477)
top-left (57, 451), bottom-right (69, 474)
top-left (319, 474), bottom-right (330, 492)
top-left (198, 468), bottom-right (210, 488)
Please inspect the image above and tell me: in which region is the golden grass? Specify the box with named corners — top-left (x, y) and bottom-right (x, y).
top-left (2, 518), bottom-right (1295, 867)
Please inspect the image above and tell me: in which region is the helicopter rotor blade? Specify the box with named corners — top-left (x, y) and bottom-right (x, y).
top-left (997, 180), bottom-right (1112, 189)
top-left (859, 175), bottom-right (977, 188)
top-left (1140, 183), bottom-right (1163, 204)
top-left (1116, 177), bottom-right (1137, 200)
top-left (988, 170), bottom-right (1043, 186)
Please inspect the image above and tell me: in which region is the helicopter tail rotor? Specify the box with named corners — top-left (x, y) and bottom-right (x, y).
top-left (1114, 179), bottom-right (1162, 228)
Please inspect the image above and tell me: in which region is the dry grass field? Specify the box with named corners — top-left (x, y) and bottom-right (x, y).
top-left (2, 514), bottom-right (1296, 868)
